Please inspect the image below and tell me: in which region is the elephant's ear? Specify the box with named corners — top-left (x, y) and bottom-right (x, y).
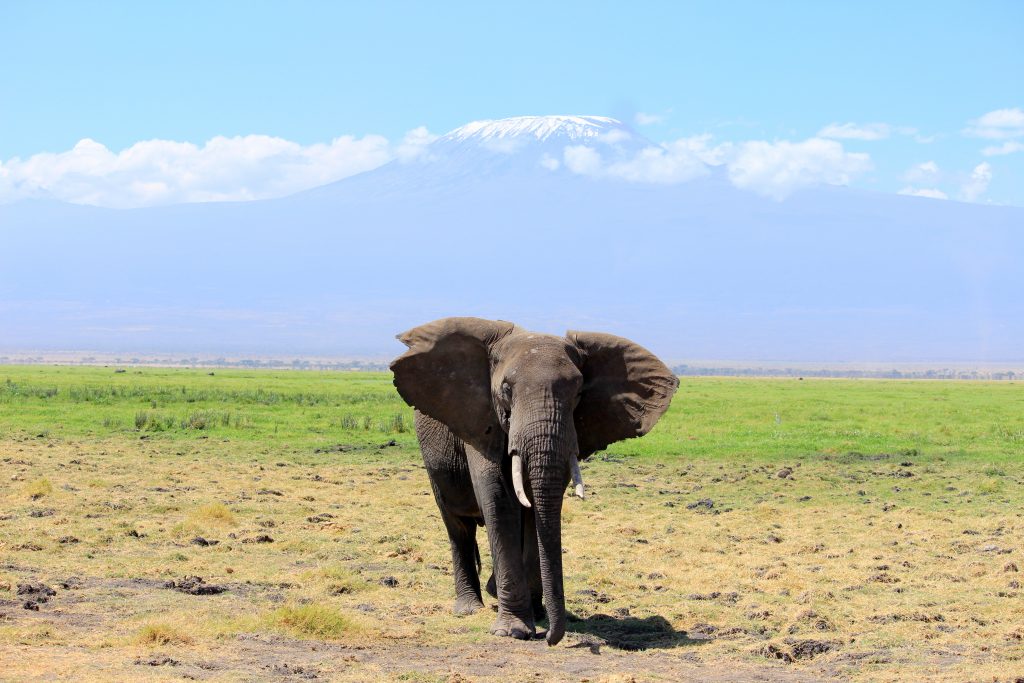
top-left (391, 317), bottom-right (515, 449)
top-left (567, 331), bottom-right (679, 459)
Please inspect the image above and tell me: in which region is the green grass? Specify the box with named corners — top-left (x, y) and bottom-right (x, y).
top-left (0, 366), bottom-right (415, 451)
top-left (1, 365), bottom-right (1021, 461)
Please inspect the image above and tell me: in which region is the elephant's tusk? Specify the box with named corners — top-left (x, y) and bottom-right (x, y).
top-left (570, 454), bottom-right (585, 500)
top-left (511, 453), bottom-right (532, 508)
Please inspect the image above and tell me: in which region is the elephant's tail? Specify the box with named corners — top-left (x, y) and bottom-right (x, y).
top-left (473, 536), bottom-right (481, 574)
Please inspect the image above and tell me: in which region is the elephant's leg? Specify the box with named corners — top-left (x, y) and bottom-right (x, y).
top-left (522, 508), bottom-right (545, 622)
top-left (437, 503), bottom-right (484, 614)
top-left (465, 445), bottom-right (535, 640)
top-left (416, 412), bottom-right (485, 615)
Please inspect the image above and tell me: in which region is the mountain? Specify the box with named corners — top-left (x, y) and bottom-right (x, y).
top-left (1, 115), bottom-right (1022, 362)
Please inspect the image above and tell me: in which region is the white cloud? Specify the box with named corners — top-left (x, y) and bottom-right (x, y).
top-left (394, 126), bottom-right (438, 162)
top-left (563, 145), bottom-right (604, 176)
top-left (903, 160), bottom-right (940, 183)
top-left (662, 134), bottom-right (733, 166)
top-left (727, 138), bottom-right (872, 200)
top-left (0, 131), bottom-right (414, 208)
top-left (634, 112), bottom-right (665, 126)
top-left (539, 154), bottom-right (560, 171)
top-left (818, 122), bottom-right (891, 141)
top-left (960, 162), bottom-right (992, 202)
top-left (562, 134), bottom-right (870, 199)
top-left (563, 142), bottom-right (709, 185)
top-left (898, 187), bottom-right (948, 200)
top-left (982, 141), bottom-right (1024, 156)
top-left (964, 108), bottom-right (1024, 139)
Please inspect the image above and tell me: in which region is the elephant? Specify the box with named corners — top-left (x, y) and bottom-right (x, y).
top-left (390, 317), bottom-right (678, 646)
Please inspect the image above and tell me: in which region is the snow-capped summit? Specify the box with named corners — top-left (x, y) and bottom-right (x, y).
top-left (433, 115), bottom-right (651, 155)
top-left (303, 114), bottom-right (661, 199)
top-left (441, 115), bottom-right (630, 144)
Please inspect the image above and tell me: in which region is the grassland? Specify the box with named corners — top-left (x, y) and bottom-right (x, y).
top-left (1, 366), bottom-right (1022, 682)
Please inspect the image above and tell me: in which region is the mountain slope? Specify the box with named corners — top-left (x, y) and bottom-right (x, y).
top-left (1, 116), bottom-right (1022, 362)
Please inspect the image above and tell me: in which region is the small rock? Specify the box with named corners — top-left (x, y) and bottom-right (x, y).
top-left (17, 583), bottom-right (55, 602)
top-left (688, 622), bottom-right (718, 638)
top-left (379, 576), bottom-right (399, 588)
top-left (164, 576), bottom-right (227, 595)
top-left (869, 572), bottom-right (900, 584)
top-left (307, 513), bottom-right (335, 524)
top-left (757, 643), bottom-right (794, 663)
top-left (135, 656), bottom-right (180, 666)
top-left (242, 535), bottom-right (274, 544)
top-left (777, 468), bottom-right (793, 479)
top-left (786, 638), bottom-right (836, 660)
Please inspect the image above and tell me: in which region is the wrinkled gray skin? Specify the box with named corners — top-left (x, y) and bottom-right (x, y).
top-left (391, 317), bottom-right (678, 646)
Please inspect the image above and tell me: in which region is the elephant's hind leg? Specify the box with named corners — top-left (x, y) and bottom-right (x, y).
top-left (417, 411), bottom-right (485, 615)
top-left (437, 504), bottom-right (484, 615)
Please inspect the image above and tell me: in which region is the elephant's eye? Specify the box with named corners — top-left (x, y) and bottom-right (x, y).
top-left (500, 382), bottom-right (512, 399)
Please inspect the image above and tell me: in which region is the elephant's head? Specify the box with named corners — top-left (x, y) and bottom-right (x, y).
top-left (390, 317), bottom-right (678, 645)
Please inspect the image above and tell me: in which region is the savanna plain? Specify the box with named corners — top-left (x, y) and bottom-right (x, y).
top-left (1, 366), bottom-right (1022, 682)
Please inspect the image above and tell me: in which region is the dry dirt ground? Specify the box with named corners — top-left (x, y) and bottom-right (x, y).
top-left (2, 437), bottom-right (1023, 682)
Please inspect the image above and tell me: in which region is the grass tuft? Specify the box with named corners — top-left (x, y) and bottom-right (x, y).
top-left (134, 623), bottom-right (195, 646)
top-left (192, 502), bottom-right (237, 526)
top-left (25, 478), bottom-right (53, 499)
top-left (267, 604), bottom-right (353, 639)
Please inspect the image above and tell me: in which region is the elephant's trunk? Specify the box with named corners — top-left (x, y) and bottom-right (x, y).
top-left (509, 399), bottom-right (574, 647)
top-left (529, 451), bottom-right (567, 645)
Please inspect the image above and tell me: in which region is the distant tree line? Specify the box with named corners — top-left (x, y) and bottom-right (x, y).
top-left (671, 364), bottom-right (1020, 380)
top-left (0, 356), bottom-right (1019, 380)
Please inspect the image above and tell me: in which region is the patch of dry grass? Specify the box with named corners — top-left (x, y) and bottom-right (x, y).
top-left (1, 435), bottom-right (1020, 681)
top-left (133, 623), bottom-right (195, 646)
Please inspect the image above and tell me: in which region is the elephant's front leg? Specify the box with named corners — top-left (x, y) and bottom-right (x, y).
top-left (465, 445), bottom-right (535, 640)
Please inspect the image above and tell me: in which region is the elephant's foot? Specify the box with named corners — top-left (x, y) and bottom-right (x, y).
top-left (489, 612), bottom-right (535, 640)
top-left (453, 595), bottom-right (484, 615)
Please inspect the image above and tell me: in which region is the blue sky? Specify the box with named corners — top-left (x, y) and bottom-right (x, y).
top-left (1, 1), bottom-right (1022, 206)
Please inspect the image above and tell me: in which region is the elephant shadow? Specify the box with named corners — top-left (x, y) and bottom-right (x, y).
top-left (563, 611), bottom-right (705, 651)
